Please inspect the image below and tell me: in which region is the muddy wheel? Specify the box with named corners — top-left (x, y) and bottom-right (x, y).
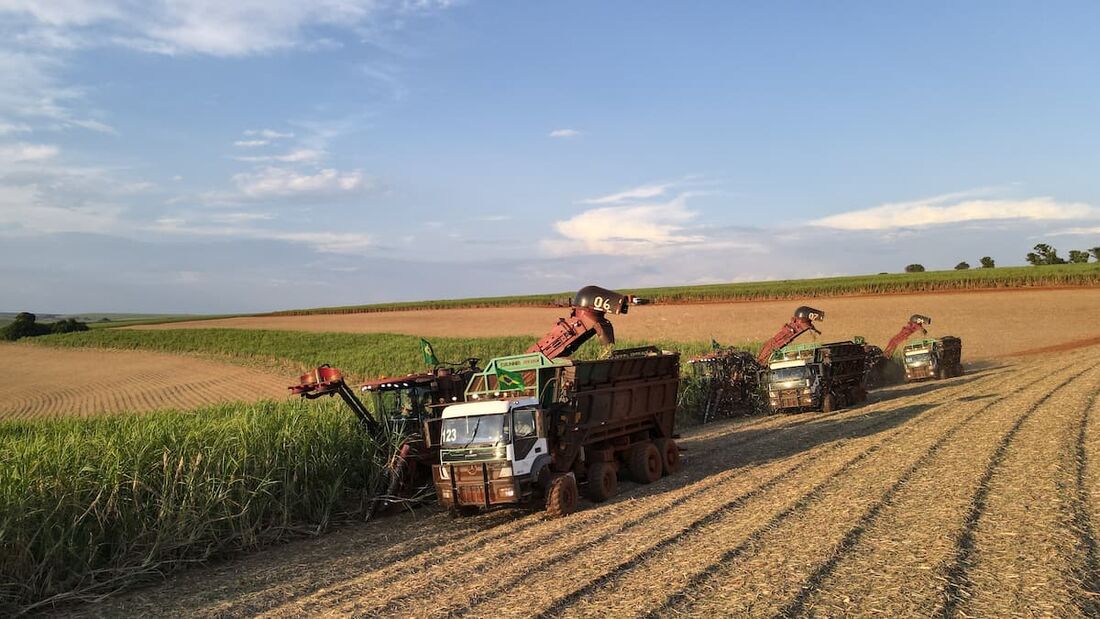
top-left (585, 461), bottom-right (618, 502)
top-left (937, 367), bottom-right (946, 380)
top-left (628, 442), bottom-right (662, 484)
top-left (545, 474), bottom-right (578, 518)
top-left (654, 438), bottom-right (681, 475)
top-left (822, 393), bottom-right (835, 413)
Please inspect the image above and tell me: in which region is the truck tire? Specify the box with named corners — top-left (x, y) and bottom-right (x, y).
top-left (545, 474), bottom-right (578, 518)
top-left (628, 442), bottom-right (662, 484)
top-left (585, 461), bottom-right (618, 502)
top-left (654, 438), bottom-right (681, 475)
top-left (822, 393), bottom-right (835, 413)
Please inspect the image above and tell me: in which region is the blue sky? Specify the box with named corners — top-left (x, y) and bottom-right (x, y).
top-left (2, 1), bottom-right (1099, 313)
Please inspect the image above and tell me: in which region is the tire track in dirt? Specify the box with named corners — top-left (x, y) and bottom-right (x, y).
top-left (784, 353), bottom-right (1097, 616)
top-left (271, 368), bottom-right (1000, 617)
top-left (573, 363), bottom-right (1073, 619)
top-left (1073, 391), bottom-right (1100, 615)
top-left (439, 367), bottom-right (1044, 618)
top-left (946, 362), bottom-right (1100, 617)
top-left (777, 360), bottom-right (1100, 618)
top-left (934, 366), bottom-right (1090, 617)
top-left (257, 378), bottom-right (964, 616)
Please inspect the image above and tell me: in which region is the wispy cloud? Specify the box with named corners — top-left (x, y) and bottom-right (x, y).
top-left (549, 128), bottom-right (581, 139)
top-left (579, 182), bottom-right (675, 205)
top-left (0, 142), bottom-right (59, 163)
top-left (243, 128), bottom-right (294, 139)
top-left (234, 139), bottom-right (268, 147)
top-left (813, 191), bottom-right (1096, 230)
top-left (153, 216), bottom-right (372, 254)
top-left (231, 166), bottom-right (369, 198)
top-left (0, 1), bottom-right (457, 57)
top-left (235, 148), bottom-right (326, 164)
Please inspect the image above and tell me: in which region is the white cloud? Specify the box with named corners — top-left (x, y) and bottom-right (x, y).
top-left (152, 216), bottom-right (372, 254)
top-left (0, 49), bottom-right (113, 132)
top-left (1, 1), bottom-right (456, 57)
top-left (0, 121), bottom-right (32, 135)
top-left (543, 193), bottom-right (705, 256)
top-left (0, 142), bottom-right (59, 163)
top-left (232, 166), bottom-right (368, 198)
top-left (813, 192), bottom-right (1096, 231)
top-left (235, 148), bottom-right (325, 163)
top-left (234, 139), bottom-right (268, 147)
top-left (579, 182), bottom-right (674, 205)
top-left (549, 128), bottom-right (581, 139)
top-left (243, 128), bottom-right (294, 139)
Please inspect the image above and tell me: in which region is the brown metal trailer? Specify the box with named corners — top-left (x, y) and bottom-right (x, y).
top-left (433, 347), bottom-right (681, 517)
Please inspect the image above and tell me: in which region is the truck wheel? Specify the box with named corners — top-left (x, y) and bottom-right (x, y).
top-left (822, 393), bottom-right (835, 413)
top-left (629, 442), bottom-right (662, 484)
top-left (585, 462), bottom-right (618, 502)
top-left (937, 367), bottom-right (946, 380)
top-left (654, 438), bottom-right (681, 475)
top-left (545, 474), bottom-right (578, 518)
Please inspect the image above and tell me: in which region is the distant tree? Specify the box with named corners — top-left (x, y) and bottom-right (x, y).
top-left (905, 264), bottom-right (926, 273)
top-left (979, 256), bottom-right (995, 269)
top-left (1027, 243), bottom-right (1066, 265)
top-left (50, 318), bottom-right (89, 334)
top-left (1, 312), bottom-right (50, 341)
top-left (1090, 247), bottom-right (1100, 262)
top-left (0, 312), bottom-right (86, 341)
top-left (1069, 250), bottom-right (1091, 264)
top-left (955, 261), bottom-right (970, 270)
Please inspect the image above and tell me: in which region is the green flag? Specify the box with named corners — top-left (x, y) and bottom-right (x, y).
top-left (496, 366), bottom-right (526, 391)
top-left (420, 338), bottom-right (439, 367)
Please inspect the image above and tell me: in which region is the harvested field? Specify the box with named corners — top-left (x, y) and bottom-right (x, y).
top-left (137, 288), bottom-right (1100, 360)
top-left (70, 346), bottom-right (1100, 618)
top-left (0, 344), bottom-right (289, 420)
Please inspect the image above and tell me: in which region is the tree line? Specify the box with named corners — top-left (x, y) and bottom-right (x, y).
top-left (904, 243), bottom-right (1099, 272)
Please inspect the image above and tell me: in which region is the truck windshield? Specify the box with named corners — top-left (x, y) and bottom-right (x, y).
top-left (906, 352), bottom-right (931, 365)
top-left (440, 414), bottom-right (507, 448)
top-left (770, 367), bottom-right (809, 383)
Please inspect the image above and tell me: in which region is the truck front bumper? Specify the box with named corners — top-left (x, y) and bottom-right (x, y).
top-left (769, 389), bottom-right (815, 412)
top-left (433, 462), bottom-right (522, 509)
top-left (906, 366), bottom-right (934, 381)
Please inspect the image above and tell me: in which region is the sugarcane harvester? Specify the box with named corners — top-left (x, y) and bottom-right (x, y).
top-left (288, 285), bottom-right (648, 512)
top-left (687, 306), bottom-right (826, 421)
top-left (880, 314), bottom-right (963, 382)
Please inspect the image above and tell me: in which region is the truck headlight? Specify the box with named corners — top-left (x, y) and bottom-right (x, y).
top-left (499, 466), bottom-right (513, 478)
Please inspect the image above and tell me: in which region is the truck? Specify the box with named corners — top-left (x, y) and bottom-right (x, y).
top-left (290, 285), bottom-right (652, 512)
top-left (902, 336), bottom-right (963, 382)
top-left (685, 306), bottom-right (827, 422)
top-left (432, 346), bottom-right (681, 518)
top-left (766, 341), bottom-right (868, 413)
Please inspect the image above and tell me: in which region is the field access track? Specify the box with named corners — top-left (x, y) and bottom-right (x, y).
top-left (0, 344), bottom-right (290, 420)
top-left (81, 347), bottom-right (1100, 617)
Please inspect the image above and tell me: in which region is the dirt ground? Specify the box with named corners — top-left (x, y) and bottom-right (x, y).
top-left (66, 347), bottom-right (1100, 618)
top-left (137, 288), bottom-right (1100, 360)
top-left (0, 344), bottom-right (290, 420)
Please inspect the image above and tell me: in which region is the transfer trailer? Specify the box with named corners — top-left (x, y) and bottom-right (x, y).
top-left (433, 347), bottom-right (681, 518)
top-left (903, 336), bottom-right (963, 381)
top-left (767, 341), bottom-right (868, 413)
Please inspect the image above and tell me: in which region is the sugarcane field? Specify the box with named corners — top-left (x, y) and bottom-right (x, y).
top-left (3, 3), bottom-right (1100, 617)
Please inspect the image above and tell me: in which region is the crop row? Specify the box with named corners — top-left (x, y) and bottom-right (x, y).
top-left (258, 264), bottom-right (1100, 316)
top-left (31, 329), bottom-right (724, 380)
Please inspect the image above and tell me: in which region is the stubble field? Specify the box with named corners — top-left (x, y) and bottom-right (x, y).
top-left (73, 346), bottom-right (1100, 618)
top-left (0, 344), bottom-right (289, 420)
top-left (136, 288), bottom-right (1100, 360)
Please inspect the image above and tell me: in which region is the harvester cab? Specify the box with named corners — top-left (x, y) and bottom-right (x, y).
top-left (527, 285), bottom-right (650, 359)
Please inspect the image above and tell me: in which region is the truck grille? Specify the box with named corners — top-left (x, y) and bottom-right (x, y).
top-left (777, 389), bottom-right (801, 409)
top-left (458, 485), bottom-right (486, 504)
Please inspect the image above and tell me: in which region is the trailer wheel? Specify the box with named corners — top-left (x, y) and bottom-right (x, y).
top-left (585, 462), bottom-right (618, 502)
top-left (628, 442), bottom-right (662, 484)
top-left (822, 393), bottom-right (835, 413)
top-left (545, 474), bottom-right (578, 518)
top-left (655, 438), bottom-right (681, 475)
